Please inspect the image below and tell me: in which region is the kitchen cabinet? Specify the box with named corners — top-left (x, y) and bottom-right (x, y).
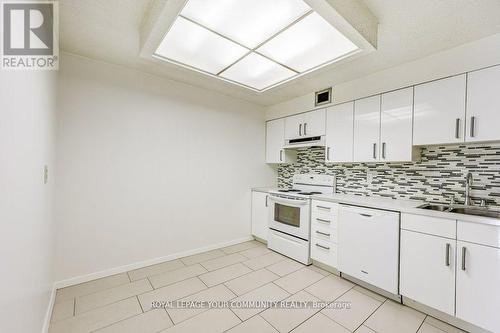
top-left (466, 65), bottom-right (500, 142)
top-left (325, 102), bottom-right (354, 163)
top-left (413, 74), bottom-right (466, 145)
top-left (284, 109), bottom-right (326, 141)
top-left (353, 95), bottom-right (381, 162)
top-left (400, 230), bottom-right (456, 315)
top-left (266, 119), bottom-right (296, 164)
top-left (337, 205), bottom-right (399, 294)
top-left (456, 240), bottom-right (500, 332)
top-left (380, 87), bottom-right (416, 161)
top-left (251, 191), bottom-right (269, 241)
top-left (310, 200), bottom-right (338, 268)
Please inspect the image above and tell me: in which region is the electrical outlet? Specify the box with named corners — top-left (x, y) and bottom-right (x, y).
top-left (43, 165), bottom-right (48, 184)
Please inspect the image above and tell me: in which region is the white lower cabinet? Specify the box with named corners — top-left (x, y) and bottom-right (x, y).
top-left (456, 240), bottom-right (500, 332)
top-left (251, 191), bottom-right (268, 241)
top-left (310, 200), bottom-right (338, 268)
top-left (400, 230), bottom-right (456, 315)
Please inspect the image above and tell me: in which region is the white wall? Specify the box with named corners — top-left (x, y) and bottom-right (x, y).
top-left (0, 71), bottom-right (57, 332)
top-left (266, 32), bottom-right (500, 119)
top-left (55, 54), bottom-right (276, 281)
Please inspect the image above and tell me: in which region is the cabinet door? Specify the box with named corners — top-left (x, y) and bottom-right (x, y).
top-left (325, 102), bottom-right (354, 163)
top-left (456, 241), bottom-right (500, 332)
top-left (303, 109), bottom-right (326, 137)
top-left (353, 95), bottom-right (381, 162)
top-left (251, 191), bottom-right (269, 241)
top-left (466, 65), bottom-right (500, 142)
top-left (414, 74), bottom-right (466, 145)
top-left (380, 87), bottom-right (414, 162)
top-left (400, 230), bottom-right (456, 315)
top-left (284, 113), bottom-right (304, 141)
top-left (266, 119), bottom-right (285, 163)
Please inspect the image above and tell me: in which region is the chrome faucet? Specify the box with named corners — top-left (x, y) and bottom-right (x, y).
top-left (465, 172), bottom-right (474, 206)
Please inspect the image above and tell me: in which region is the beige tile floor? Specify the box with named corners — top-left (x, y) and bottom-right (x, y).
top-left (49, 240), bottom-right (467, 333)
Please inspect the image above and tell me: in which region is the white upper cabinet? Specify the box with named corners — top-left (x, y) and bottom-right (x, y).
top-left (380, 87), bottom-right (416, 162)
top-left (353, 95), bottom-right (381, 162)
top-left (400, 230), bottom-right (456, 316)
top-left (266, 118), bottom-right (295, 164)
top-left (284, 109), bottom-right (326, 141)
top-left (466, 65), bottom-right (500, 143)
top-left (325, 102), bottom-right (354, 163)
top-left (413, 74), bottom-right (466, 145)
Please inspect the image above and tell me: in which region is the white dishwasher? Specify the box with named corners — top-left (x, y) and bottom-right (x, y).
top-left (337, 204), bottom-right (400, 295)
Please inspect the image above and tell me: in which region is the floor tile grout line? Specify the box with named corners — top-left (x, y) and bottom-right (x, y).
top-left (259, 313), bottom-right (282, 332)
top-left (73, 298), bottom-right (76, 317)
top-left (416, 315), bottom-right (429, 333)
top-left (56, 279), bottom-right (133, 304)
top-left (136, 295), bottom-right (145, 313)
top-left (357, 298), bottom-right (388, 332)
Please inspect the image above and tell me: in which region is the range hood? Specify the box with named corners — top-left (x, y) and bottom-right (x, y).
top-left (283, 135), bottom-right (325, 149)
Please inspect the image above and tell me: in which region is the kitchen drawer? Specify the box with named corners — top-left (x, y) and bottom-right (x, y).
top-left (401, 213), bottom-right (456, 239)
top-left (312, 200), bottom-right (338, 214)
top-left (458, 220), bottom-right (500, 248)
top-left (311, 238), bottom-right (337, 268)
top-left (311, 222), bottom-right (338, 243)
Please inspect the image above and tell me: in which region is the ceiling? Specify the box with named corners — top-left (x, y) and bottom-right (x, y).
top-left (59, 0), bottom-right (500, 106)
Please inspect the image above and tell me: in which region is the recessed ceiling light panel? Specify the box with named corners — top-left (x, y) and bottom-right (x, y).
top-left (220, 53), bottom-right (296, 90)
top-left (257, 12), bottom-right (359, 72)
top-left (180, 0), bottom-right (311, 48)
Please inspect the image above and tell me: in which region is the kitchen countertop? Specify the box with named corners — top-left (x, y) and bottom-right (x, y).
top-left (312, 193), bottom-right (500, 227)
top-left (251, 187), bottom-right (274, 193)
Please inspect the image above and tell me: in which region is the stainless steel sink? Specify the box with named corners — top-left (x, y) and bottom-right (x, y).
top-left (418, 204), bottom-right (452, 212)
top-left (450, 207), bottom-right (500, 219)
top-left (418, 204), bottom-right (500, 219)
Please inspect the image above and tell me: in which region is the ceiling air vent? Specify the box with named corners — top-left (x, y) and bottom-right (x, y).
top-left (315, 87), bottom-right (332, 106)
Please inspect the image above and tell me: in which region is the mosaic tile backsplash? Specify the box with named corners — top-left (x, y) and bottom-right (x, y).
top-left (278, 144), bottom-right (500, 208)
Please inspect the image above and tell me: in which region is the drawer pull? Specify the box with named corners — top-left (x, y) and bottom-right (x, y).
top-left (315, 243), bottom-right (330, 250)
top-left (316, 206), bottom-right (331, 210)
top-left (316, 218), bottom-right (331, 224)
top-left (316, 231), bottom-right (331, 237)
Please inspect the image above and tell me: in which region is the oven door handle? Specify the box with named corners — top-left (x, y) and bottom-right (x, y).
top-left (268, 196), bottom-right (309, 206)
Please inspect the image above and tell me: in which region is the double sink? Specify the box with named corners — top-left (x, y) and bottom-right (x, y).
top-left (419, 204), bottom-right (500, 219)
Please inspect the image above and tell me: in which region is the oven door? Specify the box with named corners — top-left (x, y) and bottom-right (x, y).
top-left (268, 195), bottom-right (310, 241)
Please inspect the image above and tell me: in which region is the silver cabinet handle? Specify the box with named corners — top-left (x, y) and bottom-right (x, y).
top-left (326, 147), bottom-right (330, 161)
top-left (316, 230), bottom-right (331, 237)
top-left (461, 246), bottom-right (467, 271)
top-left (265, 195), bottom-right (268, 207)
top-left (455, 118), bottom-right (461, 139)
top-left (373, 143), bottom-right (377, 159)
top-left (279, 150), bottom-right (283, 162)
top-left (304, 123), bottom-right (307, 136)
top-left (316, 218), bottom-right (331, 224)
top-left (299, 123), bottom-right (302, 136)
top-left (382, 142), bottom-right (386, 159)
top-left (316, 206), bottom-right (331, 210)
top-left (445, 243), bottom-right (451, 266)
top-left (360, 213), bottom-right (372, 218)
top-left (315, 243), bottom-right (330, 250)
top-left (470, 116), bottom-right (476, 138)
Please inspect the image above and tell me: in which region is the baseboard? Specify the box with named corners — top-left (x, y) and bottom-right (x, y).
top-left (53, 236), bottom-right (253, 289)
top-left (41, 284), bottom-right (57, 333)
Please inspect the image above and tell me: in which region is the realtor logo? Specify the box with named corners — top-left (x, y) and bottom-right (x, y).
top-left (1, 1), bottom-right (59, 70)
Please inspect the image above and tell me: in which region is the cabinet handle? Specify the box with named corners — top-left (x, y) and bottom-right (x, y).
top-left (382, 142), bottom-right (386, 159)
top-left (316, 230), bottom-right (331, 237)
top-left (326, 147), bottom-right (330, 161)
top-left (316, 206), bottom-right (331, 210)
top-left (360, 213), bottom-right (372, 218)
top-left (461, 246), bottom-right (467, 271)
top-left (315, 243), bottom-right (330, 250)
top-left (455, 118), bottom-right (461, 139)
top-left (470, 116), bottom-right (476, 138)
top-left (299, 123), bottom-right (302, 136)
top-left (265, 195), bottom-right (268, 207)
top-left (445, 243), bottom-right (451, 266)
top-left (280, 150), bottom-right (283, 162)
top-left (304, 123), bottom-right (307, 136)
top-left (373, 143), bottom-right (377, 159)
top-left (316, 218), bottom-right (331, 224)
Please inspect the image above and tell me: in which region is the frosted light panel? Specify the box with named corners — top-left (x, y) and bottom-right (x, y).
top-left (180, 0), bottom-right (311, 48)
top-left (155, 17), bottom-right (248, 74)
top-left (257, 12), bottom-right (359, 72)
top-left (220, 53), bottom-right (295, 90)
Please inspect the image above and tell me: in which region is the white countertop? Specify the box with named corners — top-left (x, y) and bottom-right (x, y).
top-left (312, 193), bottom-right (500, 227)
top-left (251, 187), bottom-right (275, 193)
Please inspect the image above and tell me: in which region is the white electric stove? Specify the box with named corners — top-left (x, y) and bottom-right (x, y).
top-left (267, 174), bottom-right (336, 264)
